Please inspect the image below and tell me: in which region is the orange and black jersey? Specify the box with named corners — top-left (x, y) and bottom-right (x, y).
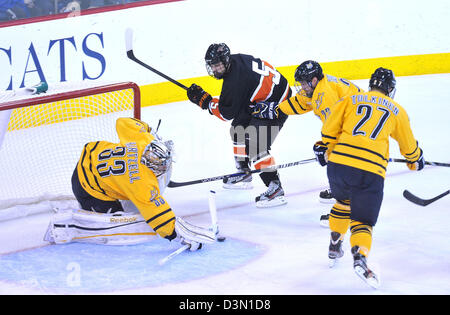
top-left (76, 118), bottom-right (175, 239)
top-left (217, 54), bottom-right (291, 126)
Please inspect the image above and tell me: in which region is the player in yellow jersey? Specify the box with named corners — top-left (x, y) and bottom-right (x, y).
top-left (44, 117), bottom-right (215, 250)
top-left (318, 67), bottom-right (425, 288)
top-left (252, 60), bottom-right (362, 207)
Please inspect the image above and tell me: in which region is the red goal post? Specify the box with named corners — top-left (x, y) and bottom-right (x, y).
top-left (0, 81), bottom-right (141, 221)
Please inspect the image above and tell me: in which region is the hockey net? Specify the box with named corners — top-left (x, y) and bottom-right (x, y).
top-left (0, 82), bottom-right (141, 221)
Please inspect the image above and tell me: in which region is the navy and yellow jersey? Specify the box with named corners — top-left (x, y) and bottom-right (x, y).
top-left (322, 90), bottom-right (421, 178)
top-left (215, 54), bottom-right (291, 126)
top-left (278, 74), bottom-right (362, 123)
top-left (76, 118), bottom-right (175, 239)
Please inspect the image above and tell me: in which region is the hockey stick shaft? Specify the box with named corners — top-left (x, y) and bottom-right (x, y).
top-left (158, 244), bottom-right (190, 265)
top-left (208, 190), bottom-right (218, 236)
top-left (125, 28), bottom-right (188, 90)
top-left (403, 189), bottom-right (450, 206)
top-left (167, 157), bottom-right (316, 188)
top-left (208, 190), bottom-right (226, 242)
top-left (389, 158), bottom-right (450, 167)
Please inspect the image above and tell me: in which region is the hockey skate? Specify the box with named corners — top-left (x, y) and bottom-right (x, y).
top-left (351, 246), bottom-right (380, 289)
top-left (43, 209), bottom-right (75, 244)
top-left (255, 180), bottom-right (287, 208)
top-left (319, 188), bottom-right (335, 204)
top-left (43, 221), bottom-right (75, 244)
top-left (319, 213), bottom-right (330, 228)
top-left (328, 231), bottom-right (344, 267)
top-left (223, 172), bottom-right (253, 190)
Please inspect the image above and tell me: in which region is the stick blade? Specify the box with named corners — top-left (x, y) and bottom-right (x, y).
top-left (167, 181), bottom-right (181, 188)
top-left (403, 189), bottom-right (450, 206)
top-left (125, 28), bottom-right (134, 53)
top-left (403, 190), bottom-right (427, 206)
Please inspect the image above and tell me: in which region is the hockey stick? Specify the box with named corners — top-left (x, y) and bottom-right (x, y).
top-left (167, 157), bottom-right (317, 188)
top-left (158, 244), bottom-right (190, 266)
top-left (389, 158), bottom-right (450, 167)
top-left (125, 28), bottom-right (188, 90)
top-left (208, 190), bottom-right (226, 242)
top-left (403, 189), bottom-right (450, 206)
top-left (209, 190), bottom-right (218, 236)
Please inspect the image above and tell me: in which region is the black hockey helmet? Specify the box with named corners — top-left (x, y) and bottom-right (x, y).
top-left (205, 43), bottom-right (231, 79)
top-left (369, 67), bottom-right (397, 98)
top-left (294, 60), bottom-right (323, 96)
top-left (294, 60), bottom-right (324, 84)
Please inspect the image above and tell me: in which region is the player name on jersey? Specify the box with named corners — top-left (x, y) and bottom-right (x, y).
top-left (351, 94), bottom-right (399, 115)
top-left (126, 142), bottom-right (141, 183)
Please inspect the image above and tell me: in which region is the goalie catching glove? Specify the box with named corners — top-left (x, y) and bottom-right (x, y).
top-left (406, 148), bottom-right (425, 171)
top-left (187, 84), bottom-right (212, 110)
top-left (251, 101), bottom-right (280, 119)
top-left (313, 141), bottom-right (328, 166)
top-left (173, 216), bottom-right (216, 251)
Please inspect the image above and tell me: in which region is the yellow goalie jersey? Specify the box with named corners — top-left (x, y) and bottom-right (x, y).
top-left (76, 117), bottom-right (175, 239)
top-left (278, 74), bottom-right (362, 123)
top-left (322, 90), bottom-right (421, 178)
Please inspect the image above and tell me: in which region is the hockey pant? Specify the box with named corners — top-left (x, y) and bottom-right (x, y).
top-left (230, 115), bottom-right (287, 186)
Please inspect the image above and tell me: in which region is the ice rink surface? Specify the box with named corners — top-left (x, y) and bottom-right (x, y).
top-left (0, 74), bottom-right (449, 295)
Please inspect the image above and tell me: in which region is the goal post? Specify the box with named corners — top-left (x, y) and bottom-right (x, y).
top-left (0, 81), bottom-right (141, 221)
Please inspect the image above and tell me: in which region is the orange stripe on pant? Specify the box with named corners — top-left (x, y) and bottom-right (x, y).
top-left (233, 144), bottom-right (247, 157)
top-left (254, 155), bottom-right (275, 170)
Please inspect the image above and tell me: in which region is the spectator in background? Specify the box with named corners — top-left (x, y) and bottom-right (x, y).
top-left (58, 0), bottom-right (90, 12)
top-left (34, 0), bottom-right (53, 16)
top-left (0, 0), bottom-right (52, 20)
top-left (0, 0), bottom-right (30, 20)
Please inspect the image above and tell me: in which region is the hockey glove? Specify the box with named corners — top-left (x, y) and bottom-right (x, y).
top-left (313, 141), bottom-right (328, 166)
top-left (187, 84), bottom-right (212, 110)
top-left (406, 148), bottom-right (425, 171)
top-left (252, 101), bottom-right (279, 119)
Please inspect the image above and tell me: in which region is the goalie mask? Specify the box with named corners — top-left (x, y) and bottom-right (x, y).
top-left (294, 60), bottom-right (324, 97)
top-left (141, 139), bottom-right (173, 177)
top-left (205, 43), bottom-right (231, 79)
top-left (369, 67), bottom-right (397, 99)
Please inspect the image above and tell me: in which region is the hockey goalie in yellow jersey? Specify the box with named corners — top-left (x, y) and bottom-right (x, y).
top-left (320, 67), bottom-right (425, 288)
top-left (44, 117), bottom-right (215, 250)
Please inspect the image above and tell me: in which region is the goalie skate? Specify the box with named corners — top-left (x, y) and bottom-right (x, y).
top-left (223, 173), bottom-right (253, 190)
top-left (43, 209), bottom-right (74, 244)
top-left (255, 180), bottom-right (287, 208)
top-left (351, 246), bottom-right (380, 289)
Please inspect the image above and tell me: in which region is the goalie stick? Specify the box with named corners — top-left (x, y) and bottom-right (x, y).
top-left (389, 158), bottom-right (450, 167)
top-left (158, 191), bottom-right (225, 265)
top-left (125, 28), bottom-right (188, 90)
top-left (158, 244), bottom-right (190, 266)
top-left (167, 157), bottom-right (317, 188)
top-left (208, 190), bottom-right (226, 242)
top-left (403, 189), bottom-right (450, 206)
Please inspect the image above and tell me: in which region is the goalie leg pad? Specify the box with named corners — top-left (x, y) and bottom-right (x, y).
top-left (44, 209), bottom-right (158, 245)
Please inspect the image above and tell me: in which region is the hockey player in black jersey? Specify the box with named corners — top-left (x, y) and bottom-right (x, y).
top-left (187, 43), bottom-right (291, 207)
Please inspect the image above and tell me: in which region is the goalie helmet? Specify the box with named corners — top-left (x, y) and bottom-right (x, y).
top-left (369, 67), bottom-right (397, 98)
top-left (294, 60), bottom-right (324, 96)
top-left (205, 43), bottom-right (231, 79)
top-left (141, 139), bottom-right (173, 177)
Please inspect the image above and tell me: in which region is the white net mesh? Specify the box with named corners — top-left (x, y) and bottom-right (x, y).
top-left (0, 82), bottom-right (140, 221)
